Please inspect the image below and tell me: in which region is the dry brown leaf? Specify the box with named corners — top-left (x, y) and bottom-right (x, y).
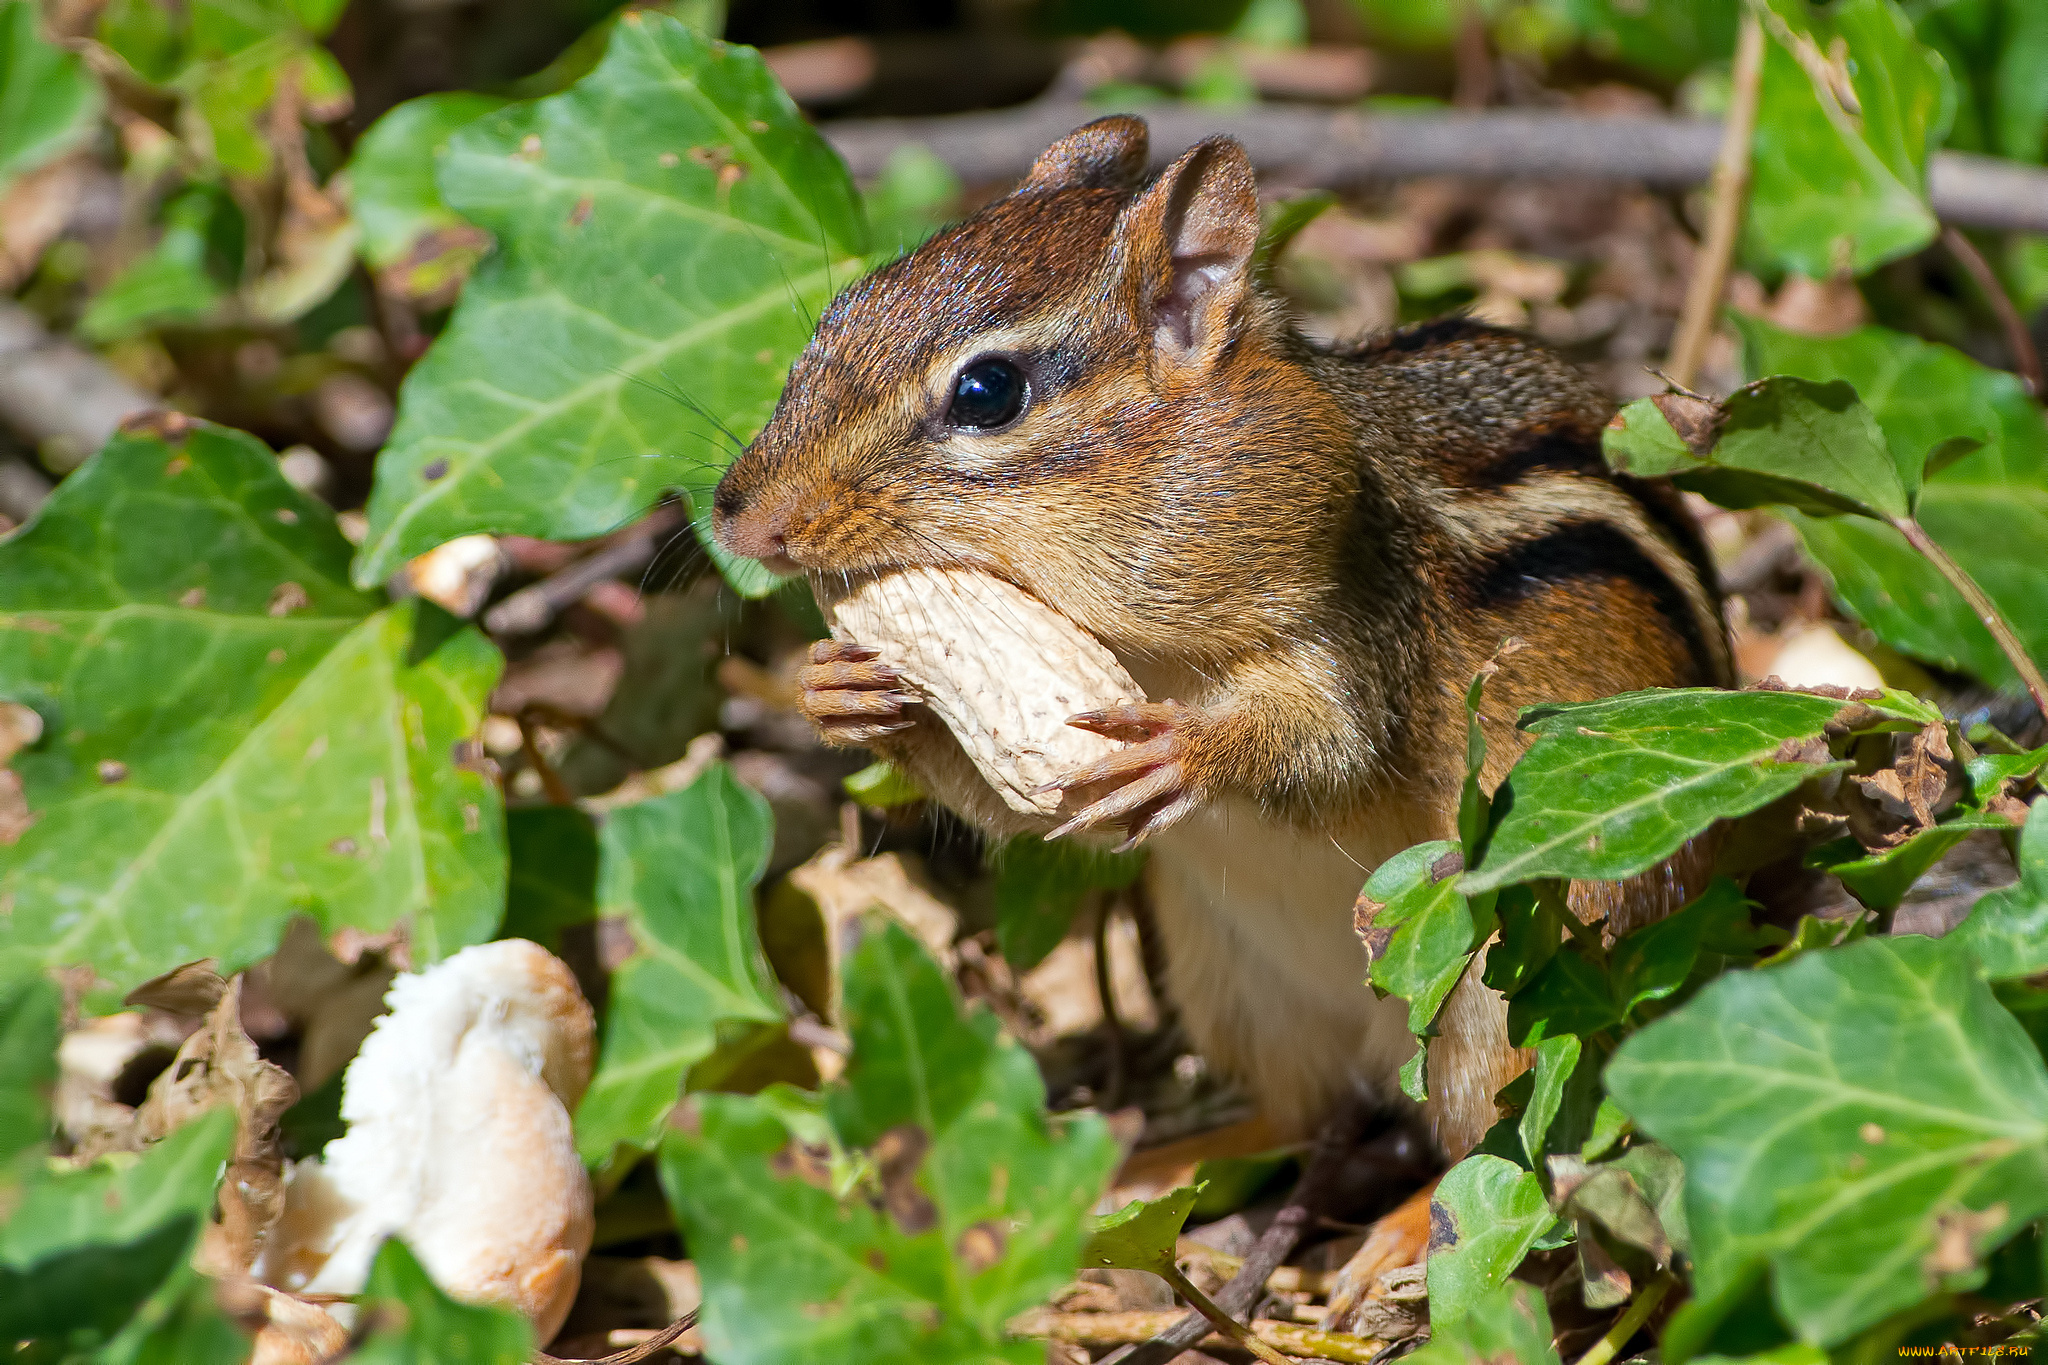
top-left (0, 699), bottom-right (43, 765)
top-left (134, 976), bottom-right (299, 1275)
top-left (0, 770), bottom-right (35, 845)
top-left (1842, 722), bottom-right (1964, 850)
top-left (241, 1285), bottom-right (349, 1365)
top-left (125, 958), bottom-right (230, 1015)
top-left (404, 534), bottom-right (507, 619)
top-left (1015, 915), bottom-right (1158, 1042)
top-left (1757, 272), bottom-right (1870, 336)
top-left (53, 1010), bottom-right (174, 1157)
top-left (764, 844), bottom-right (959, 1024)
top-left (250, 918), bottom-right (397, 1091)
top-left (0, 154), bottom-right (91, 291)
top-left (1922, 1203), bottom-right (2006, 1280)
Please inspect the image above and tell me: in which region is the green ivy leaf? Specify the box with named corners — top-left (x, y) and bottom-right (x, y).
top-left (1508, 948), bottom-right (1619, 1046)
top-left (0, 972), bottom-right (59, 1166)
top-left (1581, 1096), bottom-right (1632, 1162)
top-left (1481, 882), bottom-right (1563, 1001)
top-left (501, 804), bottom-right (599, 951)
top-left (94, 1264), bottom-right (252, 1364)
top-left (575, 764), bottom-right (784, 1168)
top-left (1911, 0), bottom-right (2048, 162)
top-left (1557, 0), bottom-right (1740, 80)
top-left (345, 92), bottom-right (508, 269)
top-left (97, 0), bottom-right (182, 84)
top-left (350, 1237), bottom-right (535, 1364)
top-left (1520, 1033), bottom-right (1601, 1170)
top-left (1805, 806), bottom-right (2016, 911)
top-left (661, 920), bottom-right (1119, 1365)
top-left (1738, 318), bottom-right (2048, 692)
top-left (865, 144), bottom-right (964, 256)
top-left (1361, 840), bottom-right (1493, 1033)
top-left (1082, 1184), bottom-right (1202, 1276)
top-left (78, 185), bottom-right (236, 342)
top-left (1738, 320), bottom-right (2043, 487)
top-left (97, 0), bottom-right (353, 180)
top-left (1609, 378), bottom-right (1909, 518)
top-left (1465, 688), bottom-right (1931, 894)
top-left (1749, 0), bottom-right (1953, 277)
top-left (844, 759), bottom-right (926, 810)
top-left (1458, 656), bottom-right (1501, 861)
top-left (1411, 1279), bottom-right (1562, 1365)
top-left (1949, 796), bottom-right (2048, 981)
top-left (1399, 1039), bottom-right (1428, 1103)
top-left (1608, 878), bottom-right (1754, 1017)
top-left (993, 836), bottom-right (1146, 973)
top-left (0, 0), bottom-right (103, 193)
top-left (355, 14), bottom-right (867, 593)
top-left (0, 1107), bottom-right (234, 1350)
top-left (1424, 1154), bottom-right (1558, 1328)
top-left (1607, 936), bottom-right (2048, 1347)
top-left (0, 422), bottom-right (505, 992)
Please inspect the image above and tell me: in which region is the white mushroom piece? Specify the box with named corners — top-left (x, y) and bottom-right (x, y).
top-left (258, 939), bottom-right (596, 1344)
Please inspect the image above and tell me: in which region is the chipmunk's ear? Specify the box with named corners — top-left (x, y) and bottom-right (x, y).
top-left (1115, 137), bottom-right (1260, 371)
top-left (1019, 115), bottom-right (1150, 193)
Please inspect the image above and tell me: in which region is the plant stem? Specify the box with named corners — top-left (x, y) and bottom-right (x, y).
top-left (1160, 1264), bottom-right (1296, 1365)
top-left (1573, 1272), bottom-right (1675, 1365)
top-left (1941, 226), bottom-right (2045, 399)
top-left (1094, 894), bottom-right (1127, 1109)
top-left (1892, 516), bottom-right (2048, 719)
top-left (1666, 5), bottom-right (1765, 389)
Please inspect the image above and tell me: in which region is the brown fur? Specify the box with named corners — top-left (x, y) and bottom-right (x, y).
top-left (715, 116), bottom-right (1731, 1157)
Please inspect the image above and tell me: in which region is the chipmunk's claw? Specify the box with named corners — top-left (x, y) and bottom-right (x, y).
top-left (1064, 702), bottom-right (1181, 743)
top-left (1042, 701), bottom-right (1205, 845)
top-left (798, 639), bottom-right (919, 747)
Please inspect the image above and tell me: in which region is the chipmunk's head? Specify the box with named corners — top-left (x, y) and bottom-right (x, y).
top-left (713, 115), bottom-right (1340, 640)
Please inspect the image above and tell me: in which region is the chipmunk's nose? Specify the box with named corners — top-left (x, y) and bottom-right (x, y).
top-left (712, 477), bottom-right (803, 575)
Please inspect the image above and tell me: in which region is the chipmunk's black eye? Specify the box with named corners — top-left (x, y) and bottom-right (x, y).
top-left (946, 358), bottom-right (1026, 430)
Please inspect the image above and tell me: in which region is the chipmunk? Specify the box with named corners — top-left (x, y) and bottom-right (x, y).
top-left (714, 114), bottom-right (1728, 1217)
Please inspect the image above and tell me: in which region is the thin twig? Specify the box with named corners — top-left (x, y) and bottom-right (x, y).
top-left (820, 105), bottom-right (2048, 233)
top-left (1667, 7), bottom-right (1764, 389)
top-left (1571, 1273), bottom-right (1674, 1365)
top-left (1452, 1), bottom-right (1493, 110)
top-left (1117, 1098), bottom-right (1369, 1364)
top-left (517, 714), bottom-right (578, 806)
top-left (1942, 225), bottom-right (2044, 398)
top-left (1016, 1307), bottom-right (1388, 1363)
top-left (534, 1309), bottom-right (700, 1365)
top-left (518, 701), bottom-right (640, 766)
top-left (483, 505), bottom-right (689, 636)
top-left (1094, 893), bottom-right (1127, 1110)
top-left (1891, 516), bottom-right (2048, 720)
top-left (1160, 1264), bottom-right (1295, 1365)
top-left (0, 302), bottom-right (158, 465)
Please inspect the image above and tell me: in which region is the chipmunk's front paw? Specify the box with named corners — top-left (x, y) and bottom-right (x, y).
top-left (797, 639), bottom-right (920, 746)
top-left (1040, 701), bottom-right (1207, 849)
